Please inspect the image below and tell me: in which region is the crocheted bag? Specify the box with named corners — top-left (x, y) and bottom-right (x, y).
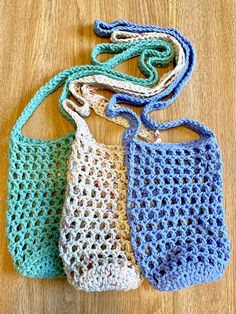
top-left (105, 95), bottom-right (230, 291)
top-left (59, 99), bottom-right (141, 291)
top-left (6, 74), bottom-right (80, 277)
top-left (6, 36), bottom-right (175, 278)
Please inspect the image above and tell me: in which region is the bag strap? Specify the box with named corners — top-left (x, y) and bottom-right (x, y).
top-left (93, 20), bottom-right (154, 37)
top-left (61, 99), bottom-right (91, 129)
top-left (58, 38), bottom-right (178, 122)
top-left (12, 38), bottom-right (174, 136)
top-left (71, 31), bottom-right (185, 103)
top-left (94, 20), bottom-right (195, 111)
top-left (59, 25), bottom-right (194, 123)
top-left (69, 83), bottom-right (159, 143)
top-left (12, 67), bottom-right (81, 135)
top-left (94, 19), bottom-right (189, 40)
top-left (105, 93), bottom-right (215, 144)
top-left (105, 94), bottom-right (141, 142)
top-left (91, 39), bottom-right (174, 70)
top-left (90, 39), bottom-right (175, 88)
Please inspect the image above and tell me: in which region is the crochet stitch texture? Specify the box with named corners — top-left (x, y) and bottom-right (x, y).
top-left (7, 135), bottom-right (73, 277)
top-left (105, 95), bottom-right (231, 291)
top-left (58, 38), bottom-right (178, 123)
top-left (59, 100), bottom-right (141, 291)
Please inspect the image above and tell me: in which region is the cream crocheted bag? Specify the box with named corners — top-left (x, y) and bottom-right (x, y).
top-left (59, 99), bottom-right (144, 292)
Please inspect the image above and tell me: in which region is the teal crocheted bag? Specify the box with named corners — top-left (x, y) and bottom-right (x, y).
top-left (6, 77), bottom-right (75, 278)
top-left (6, 38), bottom-right (175, 278)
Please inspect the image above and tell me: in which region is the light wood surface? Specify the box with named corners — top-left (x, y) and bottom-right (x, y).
top-left (0, 1), bottom-right (235, 313)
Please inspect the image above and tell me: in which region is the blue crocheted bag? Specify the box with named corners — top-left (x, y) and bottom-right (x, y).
top-left (105, 94), bottom-right (230, 291)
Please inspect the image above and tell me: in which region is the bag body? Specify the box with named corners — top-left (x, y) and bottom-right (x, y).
top-left (59, 100), bottom-right (141, 291)
top-left (126, 127), bottom-right (230, 291)
top-left (7, 133), bottom-right (74, 277)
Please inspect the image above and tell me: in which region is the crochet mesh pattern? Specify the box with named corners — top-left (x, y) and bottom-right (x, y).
top-left (127, 138), bottom-right (230, 291)
top-left (7, 135), bottom-right (74, 277)
top-left (105, 96), bottom-right (230, 291)
top-left (59, 100), bottom-right (141, 291)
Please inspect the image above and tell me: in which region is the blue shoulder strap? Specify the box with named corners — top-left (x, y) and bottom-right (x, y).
top-left (106, 93), bottom-right (214, 143)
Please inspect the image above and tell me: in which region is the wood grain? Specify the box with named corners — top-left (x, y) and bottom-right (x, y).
top-left (0, 1), bottom-right (235, 313)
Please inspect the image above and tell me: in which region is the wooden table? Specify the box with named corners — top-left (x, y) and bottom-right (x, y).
top-left (0, 1), bottom-right (235, 313)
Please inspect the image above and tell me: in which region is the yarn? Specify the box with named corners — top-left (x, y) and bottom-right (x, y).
top-left (59, 100), bottom-right (141, 291)
top-left (110, 31), bottom-right (185, 95)
top-left (79, 32), bottom-right (184, 96)
top-left (64, 30), bottom-right (187, 143)
top-left (59, 27), bottom-right (194, 138)
top-left (105, 94), bottom-right (231, 291)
